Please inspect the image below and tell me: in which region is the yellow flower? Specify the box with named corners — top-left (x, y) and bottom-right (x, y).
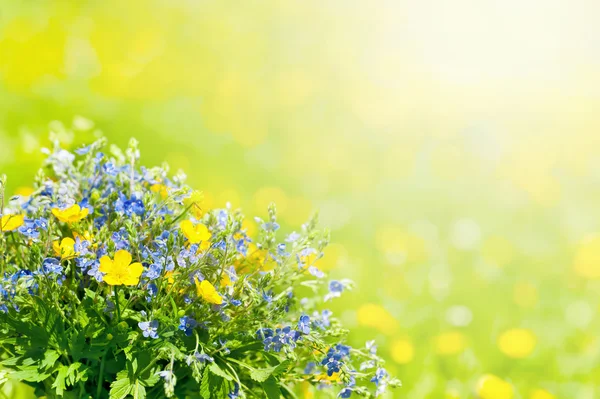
top-left (390, 338), bottom-right (415, 364)
top-left (53, 238), bottom-right (77, 259)
top-left (99, 250), bottom-right (144, 286)
top-left (574, 235), bottom-right (600, 278)
top-left (315, 372), bottom-right (340, 384)
top-left (195, 278), bottom-right (223, 305)
top-left (530, 389), bottom-right (555, 399)
top-left (245, 243), bottom-right (276, 271)
top-left (151, 183), bottom-right (169, 199)
top-left (356, 303), bottom-right (399, 335)
top-left (183, 190), bottom-right (205, 219)
top-left (497, 328), bottom-right (537, 359)
top-left (434, 331), bottom-right (467, 356)
top-left (0, 214), bottom-right (24, 232)
top-left (180, 220), bottom-right (211, 245)
top-left (52, 204), bottom-right (89, 224)
top-left (73, 231), bottom-right (96, 249)
top-left (477, 374), bottom-right (514, 399)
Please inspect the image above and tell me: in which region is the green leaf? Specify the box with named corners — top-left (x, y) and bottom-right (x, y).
top-left (209, 363), bottom-right (233, 381)
top-left (109, 370), bottom-right (131, 399)
top-left (52, 365), bottom-right (69, 396)
top-left (200, 367), bottom-right (211, 399)
top-left (262, 376), bottom-right (281, 399)
top-left (250, 361), bottom-right (290, 383)
top-left (131, 380), bottom-right (146, 399)
top-left (41, 349), bottom-right (60, 371)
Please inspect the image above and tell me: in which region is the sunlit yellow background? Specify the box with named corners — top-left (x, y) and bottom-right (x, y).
top-left (2, 1), bottom-right (600, 398)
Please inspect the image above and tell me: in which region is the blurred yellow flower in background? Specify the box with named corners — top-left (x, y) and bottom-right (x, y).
top-left (357, 303), bottom-right (399, 335)
top-left (477, 374), bottom-right (514, 399)
top-left (390, 338), bottom-right (415, 365)
top-left (529, 389), bottom-right (555, 399)
top-left (573, 235), bottom-right (600, 278)
top-left (434, 331), bottom-right (466, 356)
top-left (497, 329), bottom-right (537, 359)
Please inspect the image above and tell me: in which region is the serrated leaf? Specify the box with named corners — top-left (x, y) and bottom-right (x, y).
top-left (132, 380), bottom-right (146, 399)
top-left (200, 367), bottom-right (211, 399)
top-left (52, 365), bottom-right (68, 396)
top-left (41, 349), bottom-right (60, 371)
top-left (109, 370), bottom-right (131, 399)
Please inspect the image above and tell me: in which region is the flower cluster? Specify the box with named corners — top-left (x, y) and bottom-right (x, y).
top-left (0, 138), bottom-right (399, 398)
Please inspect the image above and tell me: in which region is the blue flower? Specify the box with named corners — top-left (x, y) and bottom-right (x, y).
top-left (158, 370), bottom-right (173, 382)
top-left (194, 352), bottom-right (214, 363)
top-left (321, 344), bottom-right (351, 376)
top-left (262, 222), bottom-right (280, 231)
top-left (111, 228), bottom-right (130, 250)
top-left (179, 316), bottom-right (198, 336)
top-left (144, 263), bottom-right (162, 280)
top-left (115, 193), bottom-right (145, 217)
top-left (138, 320), bottom-right (159, 339)
top-left (308, 266), bottom-right (324, 278)
top-left (304, 362), bottom-right (316, 375)
top-left (42, 258), bottom-right (63, 275)
top-left (18, 218), bottom-right (48, 240)
top-left (325, 280), bottom-right (345, 301)
top-left (103, 162), bottom-right (120, 176)
top-left (286, 232), bottom-right (301, 242)
top-left (228, 383), bottom-right (240, 399)
top-left (87, 260), bottom-right (103, 282)
top-left (257, 326), bottom-right (301, 352)
top-left (74, 145), bottom-right (92, 155)
top-left (298, 314), bottom-right (311, 335)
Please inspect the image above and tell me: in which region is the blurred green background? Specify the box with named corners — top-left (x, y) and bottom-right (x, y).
top-left (2, 1), bottom-right (600, 398)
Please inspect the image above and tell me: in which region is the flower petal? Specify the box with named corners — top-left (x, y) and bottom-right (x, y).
top-left (114, 250), bottom-right (132, 268)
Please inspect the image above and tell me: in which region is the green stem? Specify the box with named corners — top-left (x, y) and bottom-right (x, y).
top-left (114, 285), bottom-right (121, 322)
top-left (96, 348), bottom-right (109, 399)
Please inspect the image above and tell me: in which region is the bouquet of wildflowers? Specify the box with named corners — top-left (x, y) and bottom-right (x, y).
top-left (0, 137), bottom-right (399, 398)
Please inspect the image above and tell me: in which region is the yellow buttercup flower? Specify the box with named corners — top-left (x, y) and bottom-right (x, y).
top-left (99, 250), bottom-right (144, 286)
top-left (52, 204), bottom-right (89, 224)
top-left (195, 278), bottom-right (223, 305)
top-left (0, 214), bottom-right (24, 232)
top-left (53, 238), bottom-right (77, 259)
top-left (530, 389), bottom-right (555, 399)
top-left (434, 331), bottom-right (467, 356)
top-left (477, 374), bottom-right (514, 399)
top-left (180, 220), bottom-right (211, 245)
top-left (497, 328), bottom-right (537, 359)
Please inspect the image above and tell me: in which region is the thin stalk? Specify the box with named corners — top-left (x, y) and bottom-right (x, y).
top-left (96, 348), bottom-right (108, 399)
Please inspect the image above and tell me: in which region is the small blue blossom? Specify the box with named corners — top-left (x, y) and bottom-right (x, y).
top-left (42, 258), bottom-right (63, 275)
top-left (286, 231), bottom-right (301, 242)
top-left (262, 222), bottom-right (280, 231)
top-left (325, 280), bottom-right (345, 302)
top-left (138, 320), bottom-right (159, 339)
top-left (179, 316), bottom-right (198, 336)
top-left (298, 314), bottom-right (311, 335)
